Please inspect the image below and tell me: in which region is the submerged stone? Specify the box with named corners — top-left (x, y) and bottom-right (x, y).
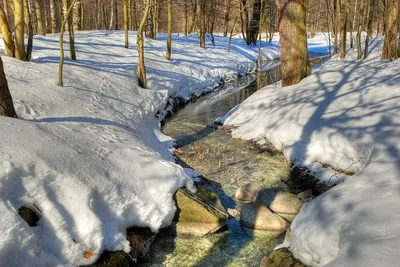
top-left (260, 191), bottom-right (304, 215)
top-left (260, 248), bottom-right (306, 267)
top-left (297, 189), bottom-right (313, 203)
top-left (240, 202), bottom-right (289, 231)
top-left (235, 183), bottom-right (264, 201)
top-left (174, 185), bottom-right (228, 236)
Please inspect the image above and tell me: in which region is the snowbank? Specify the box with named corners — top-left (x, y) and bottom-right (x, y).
top-left (221, 39), bottom-right (400, 266)
top-left (0, 31), bottom-right (279, 266)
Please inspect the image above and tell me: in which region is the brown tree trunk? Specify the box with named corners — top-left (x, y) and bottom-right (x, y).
top-left (24, 0), bottom-right (34, 61)
top-left (248, 0), bottom-right (262, 45)
top-left (65, 0), bottom-right (76, 60)
top-left (333, 0), bottom-right (339, 54)
top-left (34, 0), bottom-right (45, 35)
top-left (381, 0), bottom-right (398, 60)
top-left (184, 0), bottom-right (188, 36)
top-left (223, 0), bottom-right (231, 37)
top-left (137, 0), bottom-right (151, 89)
top-left (165, 0), bottom-right (172, 60)
top-left (49, 0), bottom-right (58, 33)
top-left (58, 0), bottom-right (76, 86)
top-left (363, 0), bottom-right (373, 58)
top-left (356, 0), bottom-right (364, 59)
top-left (14, 0), bottom-right (26, 60)
top-left (278, 0), bottom-right (311, 87)
top-left (339, 0), bottom-right (347, 59)
top-left (0, 56), bottom-right (18, 118)
top-left (73, 0), bottom-right (81, 30)
top-left (124, 0), bottom-right (129, 48)
top-left (0, 6), bottom-right (15, 57)
top-left (199, 0), bottom-right (205, 48)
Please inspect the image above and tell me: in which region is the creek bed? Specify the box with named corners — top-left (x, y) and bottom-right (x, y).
top-left (143, 62), bottom-right (294, 267)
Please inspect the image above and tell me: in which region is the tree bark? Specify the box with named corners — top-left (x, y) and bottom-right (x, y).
top-left (278, 0), bottom-right (311, 87)
top-left (223, 0), bottom-right (231, 37)
top-left (165, 0), bottom-right (172, 60)
top-left (0, 56), bottom-right (18, 118)
top-left (49, 0), bottom-right (58, 33)
top-left (58, 0), bottom-right (76, 86)
top-left (184, 0), bottom-right (188, 36)
top-left (199, 0), bottom-right (205, 48)
top-left (0, 6), bottom-right (15, 57)
top-left (14, 0), bottom-right (26, 60)
top-left (363, 0), bottom-right (373, 58)
top-left (381, 0), bottom-right (398, 60)
top-left (137, 0), bottom-right (151, 89)
top-left (339, 0), bottom-right (347, 59)
top-left (356, 0), bottom-right (364, 59)
top-left (34, 0), bottom-right (45, 34)
top-left (124, 0), bottom-right (129, 48)
top-left (73, 0), bottom-right (81, 30)
top-left (248, 0), bottom-right (262, 45)
top-left (24, 0), bottom-right (34, 61)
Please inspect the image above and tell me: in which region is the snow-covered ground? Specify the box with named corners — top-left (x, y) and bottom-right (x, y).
top-left (220, 38), bottom-right (400, 266)
top-left (0, 31), bottom-right (284, 266)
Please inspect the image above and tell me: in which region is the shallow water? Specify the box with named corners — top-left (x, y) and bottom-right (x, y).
top-left (143, 62), bottom-right (292, 267)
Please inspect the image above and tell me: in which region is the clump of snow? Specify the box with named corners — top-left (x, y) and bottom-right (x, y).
top-left (0, 31), bottom-right (279, 266)
top-left (221, 38), bottom-right (400, 266)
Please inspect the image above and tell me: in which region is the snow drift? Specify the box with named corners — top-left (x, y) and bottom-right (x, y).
top-left (0, 31), bottom-right (280, 266)
top-left (221, 39), bottom-right (400, 266)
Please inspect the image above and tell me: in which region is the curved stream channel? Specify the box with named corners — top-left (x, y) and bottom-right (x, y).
top-left (142, 61), bottom-right (295, 267)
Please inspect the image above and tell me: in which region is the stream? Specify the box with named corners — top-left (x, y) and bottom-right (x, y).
top-left (143, 61), bottom-right (293, 267)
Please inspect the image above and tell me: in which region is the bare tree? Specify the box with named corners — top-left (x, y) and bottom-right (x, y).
top-left (0, 56), bottom-right (18, 118)
top-left (381, 0), bottom-right (398, 60)
top-left (165, 0), bottom-right (172, 60)
top-left (137, 0), bottom-right (151, 88)
top-left (0, 6), bottom-right (15, 57)
top-left (14, 0), bottom-right (26, 60)
top-left (278, 0), bottom-right (311, 87)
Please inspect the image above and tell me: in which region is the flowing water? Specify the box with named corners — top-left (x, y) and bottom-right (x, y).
top-left (143, 61), bottom-right (293, 267)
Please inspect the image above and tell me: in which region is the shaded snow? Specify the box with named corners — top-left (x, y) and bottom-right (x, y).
top-left (221, 38), bottom-right (400, 266)
top-left (0, 31), bottom-right (280, 266)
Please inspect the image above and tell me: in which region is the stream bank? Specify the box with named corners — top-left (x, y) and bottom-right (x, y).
top-left (141, 58), bottom-right (332, 266)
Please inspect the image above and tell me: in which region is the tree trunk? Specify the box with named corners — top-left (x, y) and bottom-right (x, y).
top-left (248, 0), bottom-right (262, 45)
top-left (34, 0), bottom-right (45, 34)
top-left (145, 0), bottom-right (154, 39)
top-left (66, 0), bottom-right (76, 60)
top-left (0, 6), bottom-right (15, 57)
top-left (124, 0), bottom-right (128, 48)
top-left (339, 0), bottom-right (347, 59)
top-left (242, 0), bottom-right (249, 44)
top-left (152, 0), bottom-right (158, 39)
top-left (14, 0), bottom-right (26, 60)
top-left (333, 0), bottom-right (339, 54)
top-left (199, 0), bottom-right (205, 48)
top-left (24, 0), bottom-right (33, 61)
top-left (73, 0), bottom-right (81, 31)
top-left (356, 0), bottom-right (364, 59)
top-left (184, 0), bottom-right (188, 36)
top-left (381, 0), bottom-right (398, 60)
top-left (49, 0), bottom-right (58, 33)
top-left (278, 0), bottom-right (311, 87)
top-left (363, 0), bottom-right (373, 58)
top-left (166, 0), bottom-right (172, 60)
top-left (0, 56), bottom-right (18, 118)
top-left (189, 0), bottom-right (196, 33)
top-left (137, 0), bottom-right (151, 89)
top-left (223, 0), bottom-right (231, 37)
top-left (109, 0), bottom-right (115, 30)
top-left (59, 0), bottom-right (76, 86)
